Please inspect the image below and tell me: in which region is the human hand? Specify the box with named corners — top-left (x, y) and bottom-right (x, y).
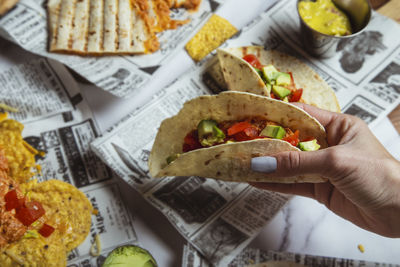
top-left (250, 103), bottom-right (400, 237)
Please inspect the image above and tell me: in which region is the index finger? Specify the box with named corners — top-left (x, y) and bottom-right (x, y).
top-left (292, 102), bottom-right (338, 127)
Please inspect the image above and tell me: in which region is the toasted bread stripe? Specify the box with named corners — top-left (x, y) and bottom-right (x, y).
top-left (55, 0), bottom-right (77, 50)
top-left (87, 0), bottom-right (104, 52)
top-left (118, 0), bottom-right (132, 51)
top-left (132, 0), bottom-right (156, 52)
top-left (71, 0), bottom-right (90, 52)
top-left (48, 0), bottom-right (62, 51)
top-left (131, 0), bottom-right (147, 52)
top-left (103, 0), bottom-right (117, 52)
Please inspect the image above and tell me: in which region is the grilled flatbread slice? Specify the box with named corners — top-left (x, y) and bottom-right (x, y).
top-left (48, 0), bottom-right (200, 55)
top-left (48, 0), bottom-right (156, 55)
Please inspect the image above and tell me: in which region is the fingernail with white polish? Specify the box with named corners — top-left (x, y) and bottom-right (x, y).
top-left (251, 156), bottom-right (277, 173)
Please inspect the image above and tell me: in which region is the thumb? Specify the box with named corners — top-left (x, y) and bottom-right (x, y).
top-left (251, 149), bottom-right (331, 178)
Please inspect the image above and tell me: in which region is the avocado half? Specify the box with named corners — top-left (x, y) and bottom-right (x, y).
top-left (102, 245), bottom-right (157, 267)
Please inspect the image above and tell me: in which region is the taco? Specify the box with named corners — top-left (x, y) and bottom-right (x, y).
top-left (217, 47), bottom-right (340, 113)
top-left (148, 92), bottom-right (327, 183)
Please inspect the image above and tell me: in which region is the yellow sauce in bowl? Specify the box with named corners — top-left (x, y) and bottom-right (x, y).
top-left (298, 0), bottom-right (352, 36)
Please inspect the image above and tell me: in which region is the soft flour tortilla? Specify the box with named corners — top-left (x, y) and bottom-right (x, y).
top-left (149, 91), bottom-right (327, 183)
top-left (217, 47), bottom-right (341, 113)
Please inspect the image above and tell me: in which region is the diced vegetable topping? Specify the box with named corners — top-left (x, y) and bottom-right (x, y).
top-left (289, 89), bottom-right (303, 102)
top-left (39, 224), bottom-right (55, 238)
top-left (272, 85), bottom-right (291, 99)
top-left (242, 55), bottom-right (304, 102)
top-left (298, 139), bottom-right (320, 151)
top-left (283, 130), bottom-right (300, 147)
top-left (276, 72), bottom-right (291, 86)
top-left (183, 131), bottom-right (202, 152)
top-left (262, 65), bottom-right (279, 82)
top-left (175, 118), bottom-right (319, 158)
top-left (182, 131), bottom-right (202, 152)
top-left (4, 190), bottom-right (25, 211)
top-left (197, 120), bottom-right (225, 147)
top-left (23, 230), bottom-right (39, 239)
top-left (15, 201), bottom-right (45, 226)
top-left (243, 54), bottom-right (263, 69)
top-left (227, 121), bottom-right (252, 136)
top-left (260, 125), bottom-right (286, 139)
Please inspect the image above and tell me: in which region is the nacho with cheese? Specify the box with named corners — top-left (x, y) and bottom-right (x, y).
top-left (0, 114), bottom-right (41, 184)
top-left (0, 114), bottom-right (92, 266)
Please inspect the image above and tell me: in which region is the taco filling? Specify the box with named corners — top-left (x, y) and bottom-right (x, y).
top-left (242, 54), bottom-right (303, 102)
top-left (167, 117), bottom-right (320, 164)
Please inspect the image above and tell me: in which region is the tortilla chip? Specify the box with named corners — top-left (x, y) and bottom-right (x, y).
top-left (0, 115), bottom-right (40, 184)
top-left (185, 14), bottom-right (237, 61)
top-left (0, 0), bottom-right (18, 15)
top-left (0, 235), bottom-right (67, 267)
top-left (149, 91), bottom-right (327, 183)
top-left (218, 47), bottom-right (341, 113)
top-left (21, 179), bottom-right (93, 251)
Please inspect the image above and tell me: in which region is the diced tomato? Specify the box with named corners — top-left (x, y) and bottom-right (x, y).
top-left (270, 92), bottom-right (277, 99)
top-left (183, 131), bottom-right (202, 152)
top-left (15, 201), bottom-right (45, 226)
top-left (242, 54), bottom-right (263, 69)
top-left (184, 131), bottom-right (197, 146)
top-left (227, 122), bottom-right (252, 136)
top-left (289, 89), bottom-right (303, 102)
top-left (283, 130), bottom-right (300, 147)
top-left (244, 127), bottom-right (259, 138)
top-left (232, 131), bottom-right (251, 141)
top-left (4, 190), bottom-right (25, 211)
top-left (231, 125), bottom-right (260, 141)
top-left (39, 223), bottom-right (55, 237)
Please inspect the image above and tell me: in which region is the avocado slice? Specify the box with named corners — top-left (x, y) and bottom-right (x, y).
top-left (275, 72), bottom-right (291, 86)
top-left (298, 139), bottom-right (320, 151)
top-left (102, 245), bottom-right (157, 267)
top-left (261, 65), bottom-right (279, 82)
top-left (260, 125), bottom-right (286, 139)
top-left (272, 85), bottom-right (291, 99)
top-left (197, 120), bottom-right (225, 147)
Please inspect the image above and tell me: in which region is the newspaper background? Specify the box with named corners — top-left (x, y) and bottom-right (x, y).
top-left (182, 244), bottom-right (400, 267)
top-left (91, 0), bottom-right (400, 265)
top-left (0, 54), bottom-right (139, 266)
top-left (0, 0), bottom-right (225, 98)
